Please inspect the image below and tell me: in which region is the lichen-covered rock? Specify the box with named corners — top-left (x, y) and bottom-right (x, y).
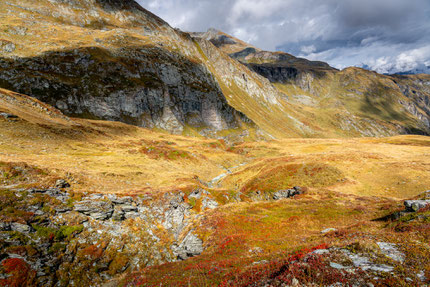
top-left (404, 200), bottom-right (430, 212)
top-left (10, 222), bottom-right (32, 233)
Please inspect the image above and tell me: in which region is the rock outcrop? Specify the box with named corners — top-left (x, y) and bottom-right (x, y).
top-left (0, 185), bottom-right (209, 286)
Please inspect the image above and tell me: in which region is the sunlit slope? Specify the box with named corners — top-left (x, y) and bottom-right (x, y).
top-left (1, 87), bottom-right (429, 199)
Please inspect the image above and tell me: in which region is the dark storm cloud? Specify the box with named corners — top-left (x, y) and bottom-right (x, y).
top-left (137, 0), bottom-right (430, 73)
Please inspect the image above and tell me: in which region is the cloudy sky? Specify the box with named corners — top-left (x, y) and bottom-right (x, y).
top-left (137, 0), bottom-right (430, 74)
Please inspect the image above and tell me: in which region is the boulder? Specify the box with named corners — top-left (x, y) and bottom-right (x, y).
top-left (173, 231), bottom-right (203, 260)
top-left (321, 228), bottom-right (338, 234)
top-left (55, 179), bottom-right (70, 188)
top-left (112, 206), bottom-right (125, 221)
top-left (119, 204), bottom-right (138, 213)
top-left (0, 112), bottom-right (18, 119)
top-left (11, 222), bottom-right (32, 233)
top-left (111, 196), bottom-right (134, 205)
top-left (124, 211), bottom-right (140, 219)
top-left (201, 197), bottom-right (218, 211)
top-left (0, 222), bottom-right (11, 231)
top-left (188, 189), bottom-right (202, 200)
top-left (273, 189), bottom-right (291, 200)
top-left (404, 200), bottom-right (430, 212)
top-left (273, 186), bottom-right (303, 200)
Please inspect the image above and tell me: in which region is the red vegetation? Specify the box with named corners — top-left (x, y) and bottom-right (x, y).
top-left (0, 258), bottom-right (36, 287)
top-left (219, 244), bottom-right (363, 286)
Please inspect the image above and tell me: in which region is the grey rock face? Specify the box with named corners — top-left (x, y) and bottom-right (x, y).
top-left (404, 200), bottom-right (430, 212)
top-left (0, 46), bottom-right (246, 134)
top-left (111, 206), bottom-right (125, 221)
top-left (188, 189), bottom-right (202, 200)
top-left (321, 228), bottom-right (338, 234)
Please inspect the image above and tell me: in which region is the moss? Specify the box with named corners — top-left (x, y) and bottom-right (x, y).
top-left (33, 224), bottom-right (83, 241)
top-left (57, 225), bottom-right (84, 239)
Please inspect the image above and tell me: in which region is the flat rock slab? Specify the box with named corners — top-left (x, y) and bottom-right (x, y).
top-left (342, 249), bottom-right (394, 273)
top-left (377, 242), bottom-right (405, 263)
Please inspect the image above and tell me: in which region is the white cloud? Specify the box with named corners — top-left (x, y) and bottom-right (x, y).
top-left (137, 0), bottom-right (430, 74)
top-left (301, 45), bottom-right (316, 54)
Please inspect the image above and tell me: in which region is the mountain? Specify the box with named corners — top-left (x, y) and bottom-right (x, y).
top-left (196, 30), bottom-right (430, 137)
top-left (1, 1), bottom-right (430, 140)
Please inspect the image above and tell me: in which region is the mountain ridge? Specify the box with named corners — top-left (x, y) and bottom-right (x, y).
top-left (0, 0), bottom-right (429, 139)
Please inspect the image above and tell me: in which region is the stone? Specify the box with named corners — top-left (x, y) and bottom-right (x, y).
top-left (55, 179), bottom-right (70, 188)
top-left (174, 231), bottom-right (203, 260)
top-left (46, 188), bottom-right (69, 202)
top-left (111, 196), bottom-right (133, 205)
top-left (0, 112), bottom-right (18, 119)
top-left (55, 206), bottom-right (72, 213)
top-left (119, 205), bottom-right (138, 213)
top-left (124, 211), bottom-right (140, 219)
top-left (188, 189), bottom-right (202, 200)
top-left (417, 270), bottom-right (427, 282)
top-left (74, 200), bottom-right (114, 220)
top-left (248, 247), bottom-right (263, 254)
top-left (341, 249), bottom-right (394, 272)
top-left (28, 188), bottom-right (48, 194)
top-left (0, 222), bottom-right (11, 231)
top-left (112, 206), bottom-right (125, 221)
top-left (321, 228), bottom-right (338, 234)
top-left (293, 186), bottom-right (303, 193)
top-left (2, 42), bottom-right (16, 53)
top-left (330, 262), bottom-right (348, 269)
top-left (169, 194), bottom-right (185, 209)
top-left (273, 187), bottom-right (302, 200)
top-left (252, 260), bottom-right (269, 265)
top-left (313, 249), bottom-right (330, 255)
top-left (273, 189), bottom-right (291, 200)
top-left (404, 200), bottom-right (430, 212)
top-left (10, 222), bottom-right (32, 233)
top-left (201, 197), bottom-right (218, 211)
top-left (377, 242), bottom-right (405, 263)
